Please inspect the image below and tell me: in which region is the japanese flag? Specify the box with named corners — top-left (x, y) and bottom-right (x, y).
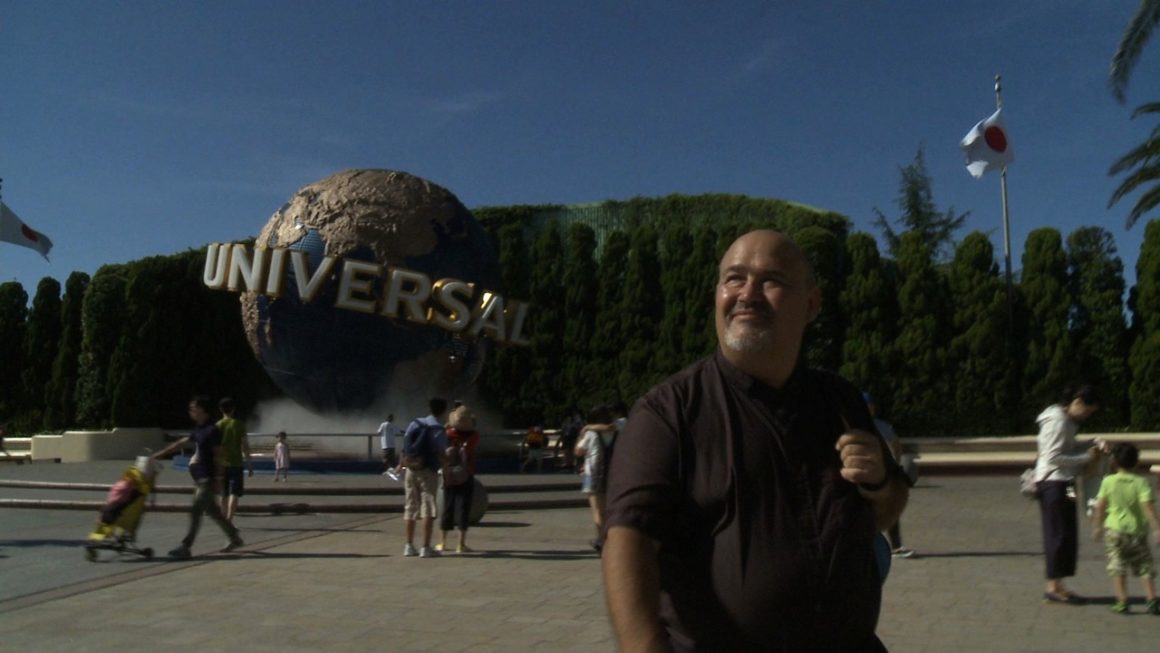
top-left (0, 202), bottom-right (53, 260)
top-left (960, 108), bottom-right (1013, 178)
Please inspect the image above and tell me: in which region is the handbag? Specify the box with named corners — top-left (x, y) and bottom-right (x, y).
top-left (1020, 467), bottom-right (1041, 499)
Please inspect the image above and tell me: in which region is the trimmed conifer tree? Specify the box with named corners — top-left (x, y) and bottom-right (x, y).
top-left (794, 225), bottom-right (844, 372)
top-left (838, 233), bottom-right (898, 418)
top-left (45, 271), bottom-right (90, 430)
top-left (592, 230), bottom-right (630, 387)
top-left (525, 224), bottom-right (566, 423)
top-left (947, 232), bottom-right (1015, 434)
top-left (20, 277), bottom-right (62, 431)
top-left (618, 224), bottom-right (664, 403)
top-left (1130, 220), bottom-right (1160, 428)
top-left (0, 282), bottom-right (29, 428)
top-left (892, 231), bottom-right (951, 433)
top-left (1020, 228), bottom-right (1075, 418)
top-left (75, 265), bottom-right (128, 427)
top-left (1067, 227), bottom-right (1129, 428)
top-left (561, 223), bottom-right (599, 408)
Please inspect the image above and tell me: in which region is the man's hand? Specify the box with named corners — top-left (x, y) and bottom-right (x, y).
top-left (835, 427), bottom-right (887, 488)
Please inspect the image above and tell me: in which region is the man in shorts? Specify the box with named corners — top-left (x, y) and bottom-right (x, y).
top-left (401, 398), bottom-right (448, 558)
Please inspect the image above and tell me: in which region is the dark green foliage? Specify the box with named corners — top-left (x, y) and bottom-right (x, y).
top-left (560, 224), bottom-right (599, 408)
top-left (838, 233), bottom-right (898, 418)
top-left (592, 230), bottom-right (631, 367)
top-left (0, 282), bottom-right (29, 426)
top-left (617, 224), bottom-right (665, 403)
top-left (44, 272), bottom-right (89, 430)
top-left (75, 266), bottom-right (128, 427)
top-left (947, 233), bottom-right (1018, 434)
top-left (19, 278), bottom-right (62, 432)
top-left (1130, 220), bottom-right (1160, 428)
top-left (1067, 227), bottom-right (1129, 428)
top-left (1020, 229), bottom-right (1075, 419)
top-left (478, 223), bottom-right (535, 426)
top-left (892, 232), bottom-right (951, 434)
top-left (793, 225), bottom-right (844, 371)
top-left (682, 225), bottom-right (719, 362)
top-left (873, 147), bottom-right (969, 262)
top-left (525, 224), bottom-right (567, 424)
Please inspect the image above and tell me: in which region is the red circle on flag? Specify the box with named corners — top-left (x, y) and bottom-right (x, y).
top-left (20, 225), bottom-right (39, 243)
top-left (984, 126), bottom-right (1007, 153)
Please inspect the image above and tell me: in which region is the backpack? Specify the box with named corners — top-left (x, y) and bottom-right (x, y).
top-left (444, 434), bottom-right (470, 487)
top-left (401, 419), bottom-right (441, 470)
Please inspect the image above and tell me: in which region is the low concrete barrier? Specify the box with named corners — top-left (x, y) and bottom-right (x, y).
top-left (31, 428), bottom-right (166, 463)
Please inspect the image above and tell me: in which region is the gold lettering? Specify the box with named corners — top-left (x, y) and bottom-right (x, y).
top-left (469, 292), bottom-right (506, 340)
top-left (335, 260), bottom-right (382, 314)
top-left (428, 280), bottom-right (474, 332)
top-left (382, 268), bottom-right (431, 323)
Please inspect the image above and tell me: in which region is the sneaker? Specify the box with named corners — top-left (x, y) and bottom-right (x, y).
top-left (1109, 601), bottom-right (1130, 615)
top-left (403, 543), bottom-right (418, 557)
top-left (419, 545), bottom-right (438, 558)
top-left (1146, 599), bottom-right (1160, 615)
top-left (168, 545), bottom-right (191, 560)
top-left (891, 548), bottom-right (916, 558)
top-left (456, 544), bottom-right (473, 553)
top-left (434, 543), bottom-right (445, 552)
top-left (221, 538), bottom-right (244, 553)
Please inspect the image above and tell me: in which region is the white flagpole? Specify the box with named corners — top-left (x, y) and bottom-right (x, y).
top-left (995, 75), bottom-right (1014, 322)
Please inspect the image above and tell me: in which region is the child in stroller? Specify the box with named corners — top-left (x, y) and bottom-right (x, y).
top-left (85, 455), bottom-right (161, 561)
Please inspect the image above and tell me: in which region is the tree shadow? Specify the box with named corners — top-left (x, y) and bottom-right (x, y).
top-left (0, 539), bottom-right (87, 548)
top-left (242, 526), bottom-right (382, 534)
top-left (473, 521), bottom-right (531, 528)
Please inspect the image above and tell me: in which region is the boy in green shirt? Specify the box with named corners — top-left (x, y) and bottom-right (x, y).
top-left (1092, 442), bottom-right (1160, 615)
top-left (216, 397), bottom-right (253, 524)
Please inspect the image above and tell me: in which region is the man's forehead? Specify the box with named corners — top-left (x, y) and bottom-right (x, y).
top-left (719, 232), bottom-right (808, 273)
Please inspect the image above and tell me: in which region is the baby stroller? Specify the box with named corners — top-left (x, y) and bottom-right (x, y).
top-left (84, 454), bottom-right (161, 561)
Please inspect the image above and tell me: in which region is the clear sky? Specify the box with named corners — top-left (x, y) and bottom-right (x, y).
top-left (2, 1), bottom-right (1158, 300)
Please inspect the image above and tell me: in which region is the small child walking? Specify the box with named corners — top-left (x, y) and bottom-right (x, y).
top-left (273, 432), bottom-right (291, 482)
top-left (1091, 442), bottom-right (1160, 615)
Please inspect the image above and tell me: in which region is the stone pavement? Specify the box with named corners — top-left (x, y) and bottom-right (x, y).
top-left (2, 469), bottom-right (1160, 652)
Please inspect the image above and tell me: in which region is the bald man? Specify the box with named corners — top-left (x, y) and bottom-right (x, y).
top-left (602, 230), bottom-right (908, 652)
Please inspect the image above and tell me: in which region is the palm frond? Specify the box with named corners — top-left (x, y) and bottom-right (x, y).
top-left (1125, 184), bottom-right (1160, 229)
top-left (1109, 162), bottom-right (1160, 207)
top-left (1132, 101), bottom-right (1160, 118)
top-left (1110, 0), bottom-right (1160, 103)
top-left (1109, 138), bottom-right (1160, 176)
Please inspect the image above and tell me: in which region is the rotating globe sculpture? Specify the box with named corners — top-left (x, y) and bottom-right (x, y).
top-left (233, 169), bottom-right (503, 414)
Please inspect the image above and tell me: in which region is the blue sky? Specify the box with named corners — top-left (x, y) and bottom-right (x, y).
top-left (2, 1), bottom-right (1158, 300)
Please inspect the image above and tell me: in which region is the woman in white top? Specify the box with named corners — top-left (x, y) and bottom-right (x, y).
top-left (1034, 384), bottom-right (1101, 604)
top-left (575, 404), bottom-right (616, 552)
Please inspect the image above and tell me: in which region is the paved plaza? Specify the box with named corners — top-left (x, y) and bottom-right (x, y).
top-left (1, 467), bottom-right (1158, 652)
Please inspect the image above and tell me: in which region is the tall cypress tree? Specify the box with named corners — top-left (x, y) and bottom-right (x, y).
top-left (479, 223), bottom-right (534, 426)
top-left (75, 265), bottom-right (128, 427)
top-left (682, 224), bottom-right (719, 363)
top-left (947, 232), bottom-right (1014, 433)
top-left (893, 231), bottom-right (951, 433)
top-left (657, 221), bottom-right (695, 376)
top-left (1067, 226), bottom-right (1129, 427)
top-left (794, 225), bottom-right (844, 372)
top-left (526, 224), bottom-right (566, 423)
top-left (20, 277), bottom-right (62, 431)
top-left (592, 230), bottom-right (630, 382)
top-left (1020, 228), bottom-right (1075, 418)
top-left (1130, 220), bottom-right (1160, 428)
top-left (618, 225), bottom-right (664, 403)
top-left (838, 233), bottom-right (898, 418)
top-left (561, 223), bottom-right (599, 408)
top-left (0, 282), bottom-right (29, 428)
top-left (45, 271), bottom-right (90, 430)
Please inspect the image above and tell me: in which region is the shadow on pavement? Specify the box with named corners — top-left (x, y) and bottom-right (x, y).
top-left (0, 539), bottom-right (87, 548)
top-left (476, 549), bottom-right (598, 561)
top-left (911, 551), bottom-right (1041, 559)
top-left (473, 521), bottom-right (531, 528)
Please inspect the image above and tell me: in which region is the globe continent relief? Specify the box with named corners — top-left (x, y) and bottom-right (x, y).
top-left (239, 169), bottom-right (502, 414)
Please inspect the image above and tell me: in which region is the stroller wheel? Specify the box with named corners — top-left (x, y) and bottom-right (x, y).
top-left (84, 547), bottom-right (98, 562)
top-left (142, 547), bottom-right (154, 560)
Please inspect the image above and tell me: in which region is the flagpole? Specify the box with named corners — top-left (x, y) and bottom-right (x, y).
top-left (995, 75), bottom-right (1014, 325)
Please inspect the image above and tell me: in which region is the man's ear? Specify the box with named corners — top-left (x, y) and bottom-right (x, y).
top-left (805, 286), bottom-right (822, 324)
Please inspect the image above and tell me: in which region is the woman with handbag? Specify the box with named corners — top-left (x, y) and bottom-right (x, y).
top-left (1035, 384), bottom-right (1103, 604)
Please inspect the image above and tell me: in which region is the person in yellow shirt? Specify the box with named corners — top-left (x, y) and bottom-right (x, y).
top-left (216, 397), bottom-right (253, 524)
top-left (1092, 442), bottom-right (1160, 615)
